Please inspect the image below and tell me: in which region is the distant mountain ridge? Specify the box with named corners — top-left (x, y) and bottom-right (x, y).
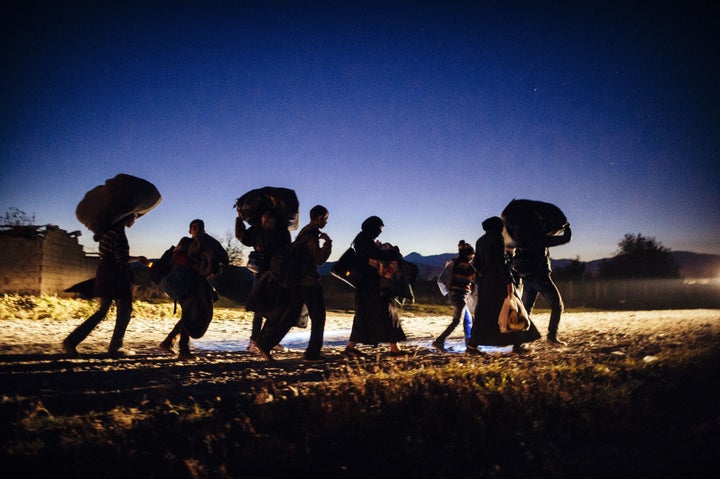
top-left (320, 251), bottom-right (720, 280)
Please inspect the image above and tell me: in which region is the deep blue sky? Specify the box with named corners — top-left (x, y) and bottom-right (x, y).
top-left (3, 1), bottom-right (719, 262)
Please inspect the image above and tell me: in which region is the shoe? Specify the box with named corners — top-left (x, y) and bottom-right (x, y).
top-left (178, 351), bottom-right (196, 360)
top-left (513, 343), bottom-right (531, 354)
top-left (272, 344), bottom-right (289, 352)
top-left (547, 335), bottom-right (568, 346)
top-left (255, 344), bottom-right (274, 362)
top-left (431, 340), bottom-right (446, 352)
top-left (343, 347), bottom-right (366, 357)
top-left (159, 340), bottom-right (175, 354)
top-left (108, 348), bottom-right (136, 357)
top-left (62, 339), bottom-right (79, 358)
top-left (465, 344), bottom-right (484, 356)
top-left (303, 352), bottom-right (325, 361)
top-left (247, 340), bottom-right (260, 353)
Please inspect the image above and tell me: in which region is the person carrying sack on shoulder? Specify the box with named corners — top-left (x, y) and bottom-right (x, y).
top-left (432, 240), bottom-right (476, 352)
top-left (235, 207), bottom-right (291, 353)
top-left (63, 214), bottom-right (148, 357)
top-left (513, 224), bottom-right (572, 346)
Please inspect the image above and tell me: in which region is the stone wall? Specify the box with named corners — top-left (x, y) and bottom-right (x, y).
top-left (0, 225), bottom-right (98, 295)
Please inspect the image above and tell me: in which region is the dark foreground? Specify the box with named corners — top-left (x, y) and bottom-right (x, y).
top-left (1, 310), bottom-right (719, 478)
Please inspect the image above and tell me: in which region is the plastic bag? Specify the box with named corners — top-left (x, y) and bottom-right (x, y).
top-left (498, 287), bottom-right (530, 333)
top-left (296, 304), bottom-right (309, 328)
top-left (436, 259), bottom-right (454, 296)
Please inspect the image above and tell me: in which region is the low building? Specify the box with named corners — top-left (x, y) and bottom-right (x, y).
top-left (0, 225), bottom-right (98, 295)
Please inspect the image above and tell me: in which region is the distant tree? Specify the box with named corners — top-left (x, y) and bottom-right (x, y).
top-left (221, 231), bottom-right (245, 266)
top-left (599, 233), bottom-right (679, 278)
top-left (2, 207), bottom-right (35, 226)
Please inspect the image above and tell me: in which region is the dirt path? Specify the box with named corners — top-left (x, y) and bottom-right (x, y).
top-left (1, 310), bottom-right (719, 414)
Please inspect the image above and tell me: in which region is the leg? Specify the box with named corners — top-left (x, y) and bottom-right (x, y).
top-left (160, 320), bottom-right (183, 352)
top-left (302, 285), bottom-right (327, 359)
top-left (108, 296), bottom-right (132, 353)
top-left (535, 274), bottom-right (565, 343)
top-left (463, 306), bottom-right (473, 342)
top-left (178, 329), bottom-right (193, 359)
top-left (436, 293), bottom-right (465, 344)
top-left (521, 277), bottom-right (540, 317)
top-left (64, 297), bottom-right (112, 353)
top-left (250, 312), bottom-right (264, 342)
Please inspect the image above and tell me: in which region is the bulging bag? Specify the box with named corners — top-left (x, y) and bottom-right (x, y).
top-left (160, 265), bottom-right (196, 301)
top-left (498, 288), bottom-right (530, 333)
top-left (331, 247), bottom-right (362, 288)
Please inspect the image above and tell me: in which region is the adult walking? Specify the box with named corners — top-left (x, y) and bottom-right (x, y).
top-left (344, 216), bottom-right (407, 356)
top-left (513, 225), bottom-right (572, 345)
top-left (296, 205), bottom-right (332, 361)
top-left (235, 207), bottom-right (292, 352)
top-left (467, 216), bottom-right (539, 354)
top-left (159, 219), bottom-right (229, 359)
top-left (65, 174), bottom-right (160, 357)
top-left (63, 213), bottom-right (147, 357)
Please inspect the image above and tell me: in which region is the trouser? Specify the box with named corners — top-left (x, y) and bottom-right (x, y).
top-left (66, 296), bottom-right (132, 351)
top-left (256, 296), bottom-right (304, 354)
top-left (300, 284), bottom-right (327, 356)
top-left (250, 312), bottom-right (264, 341)
top-left (463, 307), bottom-right (472, 341)
top-left (521, 273), bottom-right (563, 336)
top-left (437, 292), bottom-right (468, 343)
top-left (249, 272), bottom-right (265, 341)
top-left (163, 320), bottom-right (191, 353)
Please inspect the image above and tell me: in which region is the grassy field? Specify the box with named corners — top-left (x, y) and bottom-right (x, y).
top-left (1, 295), bottom-right (719, 478)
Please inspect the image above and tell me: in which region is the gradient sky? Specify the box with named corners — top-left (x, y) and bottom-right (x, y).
top-left (3, 1), bottom-right (719, 262)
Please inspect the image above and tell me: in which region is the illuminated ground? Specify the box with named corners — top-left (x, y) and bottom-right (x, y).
top-left (1, 309), bottom-right (718, 412)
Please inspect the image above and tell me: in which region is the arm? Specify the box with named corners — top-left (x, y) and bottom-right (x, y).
top-left (235, 217), bottom-right (258, 248)
top-left (544, 225), bottom-right (572, 247)
top-left (308, 231), bottom-right (332, 266)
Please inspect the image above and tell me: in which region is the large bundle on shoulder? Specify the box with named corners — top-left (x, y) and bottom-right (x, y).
top-left (501, 198), bottom-right (567, 248)
top-left (76, 173), bottom-right (161, 235)
top-left (234, 186), bottom-right (299, 230)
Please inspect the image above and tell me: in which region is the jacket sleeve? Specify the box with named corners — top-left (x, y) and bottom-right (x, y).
top-left (235, 218), bottom-right (257, 248)
top-left (543, 226), bottom-right (572, 247)
top-left (303, 232), bottom-right (330, 266)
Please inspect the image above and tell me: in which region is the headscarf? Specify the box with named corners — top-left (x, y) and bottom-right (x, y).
top-left (361, 216), bottom-right (384, 238)
top-left (482, 216), bottom-right (504, 233)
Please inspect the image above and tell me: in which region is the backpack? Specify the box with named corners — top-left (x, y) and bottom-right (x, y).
top-left (149, 245), bottom-right (176, 284)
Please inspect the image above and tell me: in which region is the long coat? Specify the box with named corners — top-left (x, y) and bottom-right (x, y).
top-left (470, 231), bottom-right (540, 346)
top-left (348, 231), bottom-right (406, 346)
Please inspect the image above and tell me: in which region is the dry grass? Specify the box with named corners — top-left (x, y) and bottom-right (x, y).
top-left (1, 295), bottom-right (719, 478)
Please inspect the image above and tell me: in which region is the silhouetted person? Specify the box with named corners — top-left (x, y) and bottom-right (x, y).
top-left (513, 224), bottom-right (572, 345)
top-left (159, 219), bottom-right (228, 359)
top-left (296, 205), bottom-right (332, 361)
top-left (345, 216), bottom-right (407, 356)
top-left (235, 208), bottom-right (291, 353)
top-left (432, 240), bottom-right (476, 352)
top-left (468, 216), bottom-right (540, 354)
top-left (63, 214), bottom-right (147, 357)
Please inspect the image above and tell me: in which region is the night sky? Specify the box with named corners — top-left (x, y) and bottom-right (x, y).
top-left (3, 1), bottom-right (718, 262)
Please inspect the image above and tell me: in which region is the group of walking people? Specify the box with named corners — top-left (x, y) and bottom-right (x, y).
top-left (433, 216), bottom-right (571, 355)
top-left (62, 189), bottom-right (571, 361)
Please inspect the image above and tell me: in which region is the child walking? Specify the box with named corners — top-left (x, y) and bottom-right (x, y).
top-left (433, 240), bottom-right (476, 352)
